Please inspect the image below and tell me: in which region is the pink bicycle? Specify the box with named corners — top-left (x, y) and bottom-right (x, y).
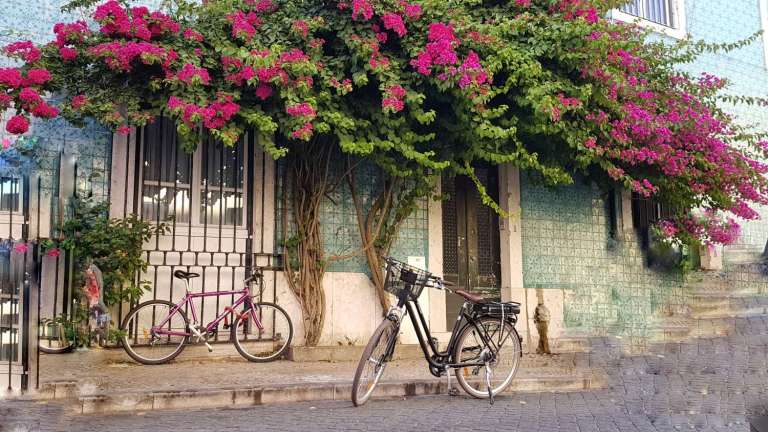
top-left (120, 270), bottom-right (293, 365)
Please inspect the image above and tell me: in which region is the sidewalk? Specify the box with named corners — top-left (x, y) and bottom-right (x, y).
top-left (32, 344), bottom-right (606, 413)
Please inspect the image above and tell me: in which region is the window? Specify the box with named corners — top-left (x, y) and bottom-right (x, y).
top-left (0, 177), bottom-right (20, 213)
top-left (612, 0), bottom-right (686, 39)
top-left (140, 118), bottom-right (246, 227)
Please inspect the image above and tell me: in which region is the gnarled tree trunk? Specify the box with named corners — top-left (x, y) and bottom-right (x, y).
top-left (281, 138), bottom-right (335, 346)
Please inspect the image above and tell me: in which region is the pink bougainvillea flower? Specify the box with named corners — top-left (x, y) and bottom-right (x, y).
top-left (2, 138), bottom-right (11, 150)
top-left (4, 41), bottom-right (41, 63)
top-left (59, 46), bottom-right (77, 61)
top-left (24, 69), bottom-right (51, 85)
top-left (46, 247), bottom-right (61, 258)
top-left (13, 243), bottom-right (29, 254)
top-left (6, 115), bottom-right (30, 134)
top-left (402, 2), bottom-right (423, 19)
top-left (293, 20), bottom-right (310, 38)
top-left (88, 41), bottom-right (169, 71)
top-left (251, 0), bottom-right (275, 13)
top-left (31, 103), bottom-right (59, 119)
top-left (71, 94), bottom-right (88, 109)
top-left (175, 63), bottom-right (211, 85)
top-left (53, 21), bottom-right (90, 47)
top-left (183, 28), bottom-right (204, 42)
top-left (286, 102), bottom-right (316, 118)
top-left (117, 125), bottom-right (131, 135)
top-left (19, 87), bottom-right (42, 105)
top-left (291, 122), bottom-right (314, 140)
top-left (0, 94), bottom-right (11, 111)
top-left (382, 13), bottom-right (407, 37)
top-left (0, 68), bottom-right (23, 88)
top-left (255, 83), bottom-right (273, 100)
top-left (352, 0), bottom-right (374, 20)
top-left (657, 220), bottom-right (678, 238)
top-left (227, 11), bottom-right (262, 42)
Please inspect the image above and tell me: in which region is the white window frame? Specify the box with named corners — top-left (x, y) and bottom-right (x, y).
top-left (610, 0), bottom-right (687, 40)
top-left (138, 129), bottom-right (248, 230)
top-left (760, 0), bottom-right (768, 69)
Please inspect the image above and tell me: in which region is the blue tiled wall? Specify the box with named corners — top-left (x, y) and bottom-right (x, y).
top-left (1, 0), bottom-right (114, 201)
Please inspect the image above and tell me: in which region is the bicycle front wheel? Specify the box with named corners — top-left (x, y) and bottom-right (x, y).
top-left (351, 318), bottom-right (398, 407)
top-left (453, 316), bottom-right (522, 399)
top-left (120, 300), bottom-right (189, 365)
top-left (231, 302), bottom-right (293, 362)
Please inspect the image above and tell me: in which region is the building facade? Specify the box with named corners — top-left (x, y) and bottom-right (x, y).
top-left (2, 0), bottom-right (768, 360)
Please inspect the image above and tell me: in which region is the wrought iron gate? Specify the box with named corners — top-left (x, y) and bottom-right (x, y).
top-left (115, 123), bottom-right (282, 340)
top-left (1, 175), bottom-right (38, 394)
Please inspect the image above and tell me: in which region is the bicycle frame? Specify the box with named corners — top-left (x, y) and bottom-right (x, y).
top-left (151, 286), bottom-right (264, 337)
top-left (390, 289), bottom-right (500, 374)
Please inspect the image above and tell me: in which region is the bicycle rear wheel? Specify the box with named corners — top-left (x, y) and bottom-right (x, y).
top-left (231, 302), bottom-right (293, 362)
top-left (38, 322), bottom-right (73, 354)
top-left (120, 300), bottom-right (189, 365)
top-left (351, 318), bottom-right (398, 407)
top-left (453, 316), bottom-right (521, 399)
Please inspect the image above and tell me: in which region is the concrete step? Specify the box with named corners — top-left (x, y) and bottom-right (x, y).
top-left (724, 248), bottom-right (765, 265)
top-left (552, 337), bottom-right (591, 353)
top-left (44, 369), bottom-right (607, 414)
top-left (691, 304), bottom-right (768, 320)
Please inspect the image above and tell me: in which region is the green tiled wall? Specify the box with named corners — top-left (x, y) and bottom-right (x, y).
top-left (276, 160), bottom-right (428, 273)
top-left (520, 175), bottom-right (685, 338)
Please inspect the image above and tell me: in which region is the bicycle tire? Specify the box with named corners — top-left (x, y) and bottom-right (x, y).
top-left (38, 341), bottom-right (74, 354)
top-left (453, 316), bottom-right (521, 399)
top-left (231, 302), bottom-right (293, 362)
top-left (120, 300), bottom-right (189, 365)
top-left (351, 318), bottom-right (398, 407)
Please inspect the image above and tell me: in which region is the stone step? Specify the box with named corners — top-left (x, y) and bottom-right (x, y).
top-left (691, 306), bottom-right (768, 319)
top-left (38, 368), bottom-right (607, 414)
top-left (724, 248), bottom-right (765, 265)
top-left (552, 337), bottom-right (592, 353)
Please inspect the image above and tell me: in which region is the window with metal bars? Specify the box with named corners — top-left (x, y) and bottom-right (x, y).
top-left (619, 0), bottom-right (677, 28)
top-left (139, 118), bottom-right (246, 226)
top-left (631, 192), bottom-right (677, 246)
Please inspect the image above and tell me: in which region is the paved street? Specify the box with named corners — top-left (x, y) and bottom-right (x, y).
top-left (3, 315), bottom-right (768, 431)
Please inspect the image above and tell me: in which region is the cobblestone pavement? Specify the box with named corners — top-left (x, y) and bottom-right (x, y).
top-left (3, 315), bottom-right (768, 431)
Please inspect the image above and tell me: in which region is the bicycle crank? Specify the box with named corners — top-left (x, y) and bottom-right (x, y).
top-left (190, 325), bottom-right (213, 352)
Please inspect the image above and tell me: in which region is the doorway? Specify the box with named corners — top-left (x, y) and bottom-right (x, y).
top-left (441, 166), bottom-right (501, 325)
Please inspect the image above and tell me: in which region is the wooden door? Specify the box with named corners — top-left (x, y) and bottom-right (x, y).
top-left (442, 167), bottom-right (501, 324)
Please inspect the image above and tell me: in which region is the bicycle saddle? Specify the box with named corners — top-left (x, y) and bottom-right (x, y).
top-left (173, 270), bottom-right (200, 280)
top-left (454, 290), bottom-right (485, 303)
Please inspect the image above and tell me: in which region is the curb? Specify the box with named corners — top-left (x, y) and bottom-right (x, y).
top-left (38, 372), bottom-right (606, 414)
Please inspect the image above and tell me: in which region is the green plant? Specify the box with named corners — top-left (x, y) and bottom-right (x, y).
top-left (59, 194), bottom-right (169, 306)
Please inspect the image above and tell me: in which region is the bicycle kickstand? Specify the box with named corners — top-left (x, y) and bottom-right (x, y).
top-left (485, 363), bottom-right (494, 405)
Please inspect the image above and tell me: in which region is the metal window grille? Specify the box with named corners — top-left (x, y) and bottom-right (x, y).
top-left (620, 0), bottom-right (676, 28)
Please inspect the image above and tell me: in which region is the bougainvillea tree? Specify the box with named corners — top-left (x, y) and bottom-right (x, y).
top-left (2, 0), bottom-right (768, 343)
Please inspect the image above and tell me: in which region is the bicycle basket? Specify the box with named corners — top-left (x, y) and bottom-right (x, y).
top-left (383, 257), bottom-right (431, 300)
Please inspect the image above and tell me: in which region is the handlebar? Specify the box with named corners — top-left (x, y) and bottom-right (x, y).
top-left (244, 271), bottom-right (263, 284)
top-left (425, 275), bottom-right (454, 291)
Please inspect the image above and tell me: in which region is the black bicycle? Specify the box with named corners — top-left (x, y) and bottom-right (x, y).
top-left (352, 257), bottom-right (523, 406)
